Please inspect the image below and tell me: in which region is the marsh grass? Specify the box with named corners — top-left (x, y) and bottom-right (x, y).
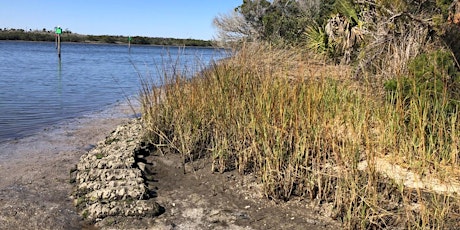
top-left (140, 43), bottom-right (460, 229)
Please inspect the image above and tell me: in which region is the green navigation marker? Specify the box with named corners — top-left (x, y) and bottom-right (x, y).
top-left (55, 26), bottom-right (62, 59)
top-left (128, 36), bottom-right (132, 41)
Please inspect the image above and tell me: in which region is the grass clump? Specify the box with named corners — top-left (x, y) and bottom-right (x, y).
top-left (140, 43), bottom-right (460, 229)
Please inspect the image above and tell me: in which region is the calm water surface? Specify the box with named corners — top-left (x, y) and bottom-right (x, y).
top-left (0, 41), bottom-right (227, 143)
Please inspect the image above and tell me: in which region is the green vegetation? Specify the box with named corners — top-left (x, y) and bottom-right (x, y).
top-left (0, 28), bottom-right (212, 46)
top-left (138, 0), bottom-right (460, 228)
top-left (384, 50), bottom-right (460, 114)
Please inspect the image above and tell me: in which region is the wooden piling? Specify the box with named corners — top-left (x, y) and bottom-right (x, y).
top-left (57, 33), bottom-right (61, 59)
top-left (55, 26), bottom-right (62, 60)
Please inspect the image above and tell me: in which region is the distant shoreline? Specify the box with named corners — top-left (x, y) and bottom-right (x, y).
top-left (0, 29), bottom-right (214, 47)
top-left (0, 39), bottom-right (219, 49)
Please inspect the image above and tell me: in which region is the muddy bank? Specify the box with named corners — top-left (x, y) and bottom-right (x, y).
top-left (71, 118), bottom-right (340, 229)
top-left (0, 101), bottom-right (341, 229)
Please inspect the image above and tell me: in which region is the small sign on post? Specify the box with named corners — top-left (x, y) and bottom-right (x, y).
top-left (55, 26), bottom-right (62, 59)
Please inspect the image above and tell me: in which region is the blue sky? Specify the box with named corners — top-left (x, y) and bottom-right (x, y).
top-left (0, 0), bottom-right (241, 40)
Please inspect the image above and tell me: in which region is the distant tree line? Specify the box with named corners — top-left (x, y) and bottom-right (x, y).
top-left (0, 28), bottom-right (212, 47)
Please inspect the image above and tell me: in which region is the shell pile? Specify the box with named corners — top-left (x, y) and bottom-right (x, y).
top-left (72, 119), bottom-right (161, 221)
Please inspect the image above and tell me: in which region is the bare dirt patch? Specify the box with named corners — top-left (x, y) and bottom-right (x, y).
top-left (88, 150), bottom-right (341, 230)
top-left (135, 152), bottom-right (340, 230)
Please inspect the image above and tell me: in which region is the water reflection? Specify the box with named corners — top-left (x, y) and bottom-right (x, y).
top-left (57, 58), bottom-right (63, 112)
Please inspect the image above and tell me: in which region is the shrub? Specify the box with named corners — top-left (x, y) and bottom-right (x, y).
top-left (385, 50), bottom-right (460, 112)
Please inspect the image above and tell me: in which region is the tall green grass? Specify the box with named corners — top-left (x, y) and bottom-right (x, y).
top-left (140, 43), bottom-right (460, 229)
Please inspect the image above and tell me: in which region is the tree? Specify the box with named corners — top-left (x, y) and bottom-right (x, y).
top-left (213, 0), bottom-right (334, 45)
top-left (236, 0), bottom-right (309, 43)
top-left (213, 11), bottom-right (257, 43)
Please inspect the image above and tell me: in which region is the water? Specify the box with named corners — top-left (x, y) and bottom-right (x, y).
top-left (0, 41), bottom-right (227, 143)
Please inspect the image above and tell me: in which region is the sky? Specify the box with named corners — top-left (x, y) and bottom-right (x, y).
top-left (0, 0), bottom-right (242, 40)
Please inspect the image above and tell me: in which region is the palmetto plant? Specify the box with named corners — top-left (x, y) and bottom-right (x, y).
top-left (304, 23), bottom-right (327, 56)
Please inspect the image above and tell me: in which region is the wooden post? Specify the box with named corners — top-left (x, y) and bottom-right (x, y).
top-left (55, 26), bottom-right (62, 60)
top-left (57, 33), bottom-right (61, 59)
